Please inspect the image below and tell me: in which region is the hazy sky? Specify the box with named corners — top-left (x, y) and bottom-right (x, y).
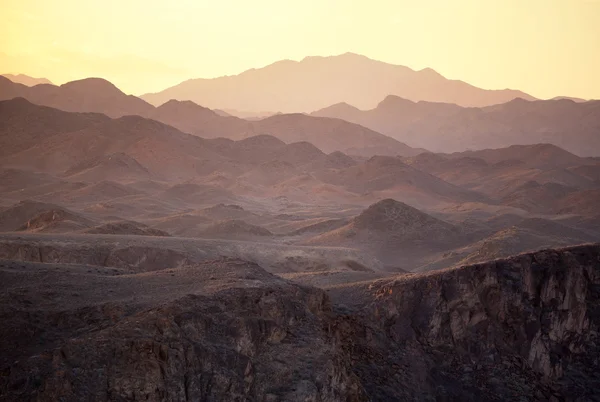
top-left (1, 0), bottom-right (599, 99)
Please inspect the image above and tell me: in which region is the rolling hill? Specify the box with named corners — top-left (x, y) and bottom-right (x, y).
top-left (313, 95), bottom-right (600, 156)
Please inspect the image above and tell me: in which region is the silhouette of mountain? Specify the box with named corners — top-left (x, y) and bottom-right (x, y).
top-left (313, 96), bottom-right (600, 156)
top-left (141, 53), bottom-right (534, 112)
top-left (2, 73), bottom-right (53, 86)
top-left (146, 100), bottom-right (422, 157)
top-left (249, 113), bottom-right (424, 156)
top-left (551, 96), bottom-right (588, 102)
top-left (1, 77), bottom-right (423, 157)
top-left (0, 76), bottom-right (154, 118)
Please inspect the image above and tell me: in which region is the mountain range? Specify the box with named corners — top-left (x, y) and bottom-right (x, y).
top-left (1, 73), bottom-right (53, 86)
top-left (313, 95), bottom-right (600, 156)
top-left (141, 53), bottom-right (535, 112)
top-left (0, 77), bottom-right (421, 157)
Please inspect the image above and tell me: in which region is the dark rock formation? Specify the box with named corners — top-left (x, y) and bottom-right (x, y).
top-left (1, 244), bottom-right (600, 401)
top-left (334, 243), bottom-right (600, 401)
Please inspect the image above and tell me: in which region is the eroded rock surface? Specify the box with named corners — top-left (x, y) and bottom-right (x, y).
top-left (333, 243), bottom-right (600, 401)
top-left (1, 244), bottom-right (600, 401)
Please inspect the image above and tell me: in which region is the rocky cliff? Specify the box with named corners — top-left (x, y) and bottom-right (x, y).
top-left (1, 243), bottom-right (599, 401)
top-left (334, 243), bottom-right (600, 401)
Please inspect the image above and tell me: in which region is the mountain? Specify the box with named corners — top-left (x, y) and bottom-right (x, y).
top-left (0, 200), bottom-right (95, 232)
top-left (306, 198), bottom-right (464, 268)
top-left (0, 97), bottom-right (109, 157)
top-left (141, 53), bottom-right (534, 112)
top-left (403, 144), bottom-right (599, 204)
top-left (2, 73), bottom-right (53, 86)
top-left (3, 241), bottom-right (600, 400)
top-left (63, 153), bottom-right (152, 182)
top-left (0, 76), bottom-right (154, 118)
top-left (0, 77), bottom-right (424, 157)
top-left (249, 113), bottom-right (424, 157)
top-left (313, 96), bottom-right (600, 156)
top-left (551, 96), bottom-right (588, 102)
top-left (451, 143), bottom-right (589, 169)
top-left (200, 219), bottom-right (273, 240)
top-left (147, 100), bottom-right (423, 157)
top-left (147, 99), bottom-right (251, 138)
top-left (315, 155), bottom-right (488, 206)
top-left (0, 100), bottom-right (226, 179)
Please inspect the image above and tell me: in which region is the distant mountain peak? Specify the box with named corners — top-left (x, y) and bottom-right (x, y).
top-left (141, 54), bottom-right (536, 111)
top-left (353, 198), bottom-right (452, 232)
top-left (377, 95), bottom-right (416, 109)
top-left (60, 77), bottom-right (123, 94)
top-left (2, 73), bottom-right (53, 86)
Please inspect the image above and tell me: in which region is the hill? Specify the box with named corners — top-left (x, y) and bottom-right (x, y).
top-left (2, 73), bottom-right (52, 86)
top-left (0, 93), bottom-right (421, 159)
top-left (0, 97), bottom-right (109, 157)
top-left (306, 199), bottom-right (463, 268)
top-left (313, 96), bottom-right (600, 156)
top-left (316, 155), bottom-right (488, 206)
top-left (0, 76), bottom-right (154, 118)
top-left (200, 219), bottom-right (273, 240)
top-left (63, 153), bottom-right (152, 182)
top-left (141, 53), bottom-right (533, 112)
top-left (2, 241), bottom-right (600, 400)
top-left (250, 113), bottom-right (424, 156)
top-left (0, 200), bottom-right (94, 233)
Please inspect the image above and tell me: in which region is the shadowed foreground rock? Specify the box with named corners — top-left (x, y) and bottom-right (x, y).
top-left (333, 243), bottom-right (600, 401)
top-left (1, 244), bottom-right (600, 401)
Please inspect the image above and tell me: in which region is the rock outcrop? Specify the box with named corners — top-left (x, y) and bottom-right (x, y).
top-left (334, 243), bottom-right (600, 401)
top-left (1, 243), bottom-right (599, 401)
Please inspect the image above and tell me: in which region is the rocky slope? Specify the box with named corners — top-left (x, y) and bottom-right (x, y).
top-left (332, 243), bottom-right (600, 401)
top-left (2, 239), bottom-right (598, 401)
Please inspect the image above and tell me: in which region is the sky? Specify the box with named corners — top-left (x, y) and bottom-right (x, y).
top-left (1, 0), bottom-right (599, 99)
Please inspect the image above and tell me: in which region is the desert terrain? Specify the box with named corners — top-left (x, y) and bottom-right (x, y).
top-left (1, 53), bottom-right (600, 401)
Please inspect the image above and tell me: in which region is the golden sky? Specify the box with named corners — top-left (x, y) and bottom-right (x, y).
top-left (1, 0), bottom-right (599, 99)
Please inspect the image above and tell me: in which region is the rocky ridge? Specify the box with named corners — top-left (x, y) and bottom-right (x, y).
top-left (1, 243), bottom-right (599, 400)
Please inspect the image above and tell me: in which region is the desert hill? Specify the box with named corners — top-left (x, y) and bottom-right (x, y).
top-left (306, 199), bottom-right (464, 268)
top-left (316, 155), bottom-right (489, 206)
top-left (3, 235), bottom-right (598, 400)
top-left (63, 152), bottom-right (152, 182)
top-left (0, 76), bottom-right (154, 118)
top-left (84, 221), bottom-right (170, 237)
top-left (2, 73), bottom-right (53, 86)
top-left (200, 219), bottom-right (273, 240)
top-left (0, 97), bottom-right (109, 157)
top-left (313, 95), bottom-right (600, 156)
top-left (248, 113), bottom-right (424, 157)
top-left (141, 52), bottom-right (534, 111)
top-left (0, 200), bottom-right (94, 233)
top-left (0, 96), bottom-right (421, 160)
top-left (404, 144), bottom-right (599, 202)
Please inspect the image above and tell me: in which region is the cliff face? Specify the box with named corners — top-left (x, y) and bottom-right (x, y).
top-left (1, 244), bottom-right (599, 401)
top-left (335, 244), bottom-right (600, 401)
top-left (0, 258), bottom-right (365, 402)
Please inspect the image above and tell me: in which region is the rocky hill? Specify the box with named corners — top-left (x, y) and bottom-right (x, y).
top-left (1, 241), bottom-right (598, 401)
top-left (313, 96), bottom-right (600, 156)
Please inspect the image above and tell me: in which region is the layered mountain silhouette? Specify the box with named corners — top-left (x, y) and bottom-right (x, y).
top-left (141, 53), bottom-right (534, 112)
top-left (0, 76), bottom-right (154, 118)
top-left (0, 81), bottom-right (421, 157)
top-left (313, 95), bottom-right (600, 156)
top-left (2, 73), bottom-right (53, 86)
